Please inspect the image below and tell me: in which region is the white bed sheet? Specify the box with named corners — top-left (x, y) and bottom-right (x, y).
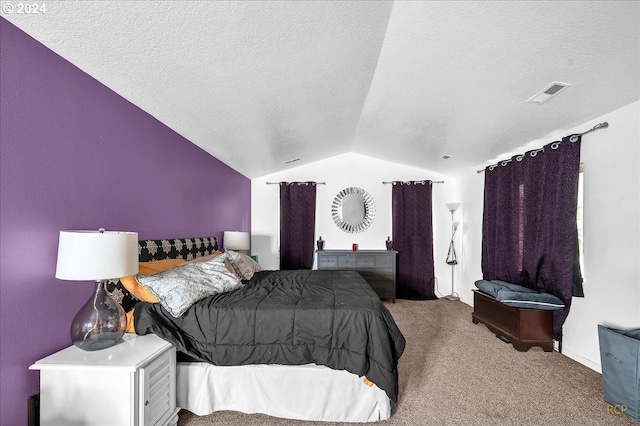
top-left (177, 362), bottom-right (391, 422)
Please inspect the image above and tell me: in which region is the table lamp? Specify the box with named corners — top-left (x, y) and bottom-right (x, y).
top-left (55, 229), bottom-right (138, 351)
top-left (223, 231), bottom-right (250, 253)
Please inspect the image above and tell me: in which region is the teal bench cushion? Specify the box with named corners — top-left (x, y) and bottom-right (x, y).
top-left (474, 279), bottom-right (565, 311)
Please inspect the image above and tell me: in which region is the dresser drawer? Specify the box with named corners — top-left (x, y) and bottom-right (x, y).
top-left (375, 255), bottom-right (395, 268)
top-left (337, 255), bottom-right (355, 268)
top-left (359, 269), bottom-right (394, 281)
top-left (318, 255), bottom-right (338, 268)
top-left (355, 256), bottom-right (376, 268)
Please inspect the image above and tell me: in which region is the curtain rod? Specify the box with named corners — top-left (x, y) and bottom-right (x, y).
top-left (382, 180), bottom-right (444, 185)
top-left (476, 122), bottom-right (608, 174)
top-left (266, 181), bottom-right (326, 185)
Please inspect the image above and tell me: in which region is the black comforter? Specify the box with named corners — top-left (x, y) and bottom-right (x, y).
top-left (135, 269), bottom-right (406, 409)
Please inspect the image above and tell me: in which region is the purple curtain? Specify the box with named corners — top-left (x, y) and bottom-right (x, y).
top-left (482, 136), bottom-right (582, 339)
top-left (392, 182), bottom-right (437, 300)
top-left (280, 182), bottom-right (316, 270)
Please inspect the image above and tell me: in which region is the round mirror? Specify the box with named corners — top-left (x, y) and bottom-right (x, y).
top-left (331, 187), bottom-right (376, 233)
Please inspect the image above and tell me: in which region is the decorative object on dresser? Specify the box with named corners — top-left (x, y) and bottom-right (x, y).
top-left (444, 202), bottom-right (461, 301)
top-left (55, 228), bottom-right (138, 351)
top-left (30, 334), bottom-right (179, 426)
top-left (223, 230), bottom-right (250, 253)
top-left (316, 236), bottom-right (324, 250)
top-left (316, 249), bottom-right (397, 303)
top-left (386, 236), bottom-right (393, 250)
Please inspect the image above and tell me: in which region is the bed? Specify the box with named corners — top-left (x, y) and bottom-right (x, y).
top-left (107, 236), bottom-right (406, 422)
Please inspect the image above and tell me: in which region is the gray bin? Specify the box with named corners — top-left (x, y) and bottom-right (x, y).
top-left (598, 324), bottom-right (640, 422)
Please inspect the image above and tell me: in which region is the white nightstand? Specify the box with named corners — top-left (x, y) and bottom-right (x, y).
top-left (30, 334), bottom-right (179, 426)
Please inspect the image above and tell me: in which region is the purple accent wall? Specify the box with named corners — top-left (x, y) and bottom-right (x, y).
top-left (0, 19), bottom-right (251, 425)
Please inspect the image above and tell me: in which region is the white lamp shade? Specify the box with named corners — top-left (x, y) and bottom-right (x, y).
top-left (446, 202), bottom-right (461, 212)
top-left (55, 230), bottom-right (139, 280)
top-left (223, 231), bottom-right (250, 251)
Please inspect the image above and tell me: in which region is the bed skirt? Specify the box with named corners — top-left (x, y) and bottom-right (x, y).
top-left (176, 362), bottom-right (391, 422)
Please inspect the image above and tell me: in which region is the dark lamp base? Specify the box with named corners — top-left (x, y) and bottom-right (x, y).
top-left (70, 281), bottom-right (127, 351)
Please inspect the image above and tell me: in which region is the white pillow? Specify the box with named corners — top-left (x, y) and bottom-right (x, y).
top-left (225, 251), bottom-right (263, 281)
top-left (137, 254), bottom-right (242, 317)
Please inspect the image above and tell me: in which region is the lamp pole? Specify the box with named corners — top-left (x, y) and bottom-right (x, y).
top-left (445, 203), bottom-right (460, 301)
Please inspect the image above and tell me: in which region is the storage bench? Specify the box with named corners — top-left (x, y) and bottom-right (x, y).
top-left (472, 290), bottom-right (554, 352)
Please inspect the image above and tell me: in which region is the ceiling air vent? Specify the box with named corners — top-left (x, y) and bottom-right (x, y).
top-left (527, 81), bottom-right (571, 105)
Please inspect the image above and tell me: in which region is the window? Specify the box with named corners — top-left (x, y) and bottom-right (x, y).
top-left (577, 163), bottom-right (584, 274)
top-left (517, 183), bottom-right (524, 272)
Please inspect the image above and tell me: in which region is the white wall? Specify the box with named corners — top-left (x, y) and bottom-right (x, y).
top-left (251, 152), bottom-right (463, 298)
top-left (454, 100), bottom-right (640, 372)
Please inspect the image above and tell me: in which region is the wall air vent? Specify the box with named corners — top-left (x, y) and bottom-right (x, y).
top-left (527, 81), bottom-right (571, 105)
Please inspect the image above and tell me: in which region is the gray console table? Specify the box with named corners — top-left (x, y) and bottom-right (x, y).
top-left (316, 250), bottom-right (397, 303)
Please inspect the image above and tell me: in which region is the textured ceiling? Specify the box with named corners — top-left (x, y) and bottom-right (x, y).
top-left (2, 1), bottom-right (639, 178)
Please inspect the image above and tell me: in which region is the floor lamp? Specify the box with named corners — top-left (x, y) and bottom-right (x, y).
top-left (445, 203), bottom-right (461, 301)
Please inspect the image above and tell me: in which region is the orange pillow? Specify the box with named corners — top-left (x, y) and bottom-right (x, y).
top-left (139, 258), bottom-right (187, 275)
top-left (125, 309), bottom-right (136, 333)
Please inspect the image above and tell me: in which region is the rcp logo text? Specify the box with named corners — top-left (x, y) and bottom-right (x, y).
top-left (607, 404), bottom-right (627, 415)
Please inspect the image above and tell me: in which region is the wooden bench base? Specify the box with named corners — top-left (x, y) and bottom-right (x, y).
top-left (472, 290), bottom-right (554, 352)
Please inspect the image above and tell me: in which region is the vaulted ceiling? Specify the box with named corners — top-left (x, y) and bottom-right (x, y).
top-left (3, 1), bottom-right (639, 178)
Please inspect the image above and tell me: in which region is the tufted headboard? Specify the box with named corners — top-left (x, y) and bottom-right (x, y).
top-left (107, 236), bottom-right (218, 311)
top-left (137, 236), bottom-right (218, 262)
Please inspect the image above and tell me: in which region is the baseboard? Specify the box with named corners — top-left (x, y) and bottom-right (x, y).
top-left (559, 346), bottom-right (602, 373)
top-left (460, 295), bottom-right (473, 307)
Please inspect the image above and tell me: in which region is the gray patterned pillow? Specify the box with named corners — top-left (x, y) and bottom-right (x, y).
top-left (136, 254), bottom-right (242, 317)
top-left (226, 251), bottom-right (263, 281)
